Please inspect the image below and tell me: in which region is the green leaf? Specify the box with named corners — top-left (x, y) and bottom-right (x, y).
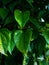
top-left (9, 2), bottom-right (16, 12)
top-left (14, 10), bottom-right (30, 28)
top-left (27, 0), bottom-right (33, 7)
top-left (30, 17), bottom-right (41, 29)
top-left (33, 35), bottom-right (46, 56)
top-left (0, 33), bottom-right (5, 55)
top-left (41, 60), bottom-right (48, 65)
top-left (3, 16), bottom-right (13, 26)
top-left (14, 29), bottom-right (32, 54)
top-left (0, 29), bottom-right (15, 54)
top-left (46, 50), bottom-right (49, 56)
top-left (27, 0), bottom-right (33, 5)
top-left (38, 10), bottom-right (46, 19)
top-left (42, 29), bottom-right (49, 44)
top-left (0, 8), bottom-right (8, 20)
top-left (8, 31), bottom-right (15, 54)
top-left (2, 0), bottom-right (12, 5)
top-left (0, 29), bottom-right (10, 55)
top-left (46, 23), bottom-right (49, 28)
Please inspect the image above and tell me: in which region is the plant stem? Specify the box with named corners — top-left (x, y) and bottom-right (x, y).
top-left (23, 54), bottom-right (29, 65)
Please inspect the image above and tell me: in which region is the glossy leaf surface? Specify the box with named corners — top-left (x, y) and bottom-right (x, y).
top-left (14, 29), bottom-right (32, 54)
top-left (14, 10), bottom-right (30, 28)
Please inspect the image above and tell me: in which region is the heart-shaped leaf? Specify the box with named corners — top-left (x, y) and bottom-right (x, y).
top-left (14, 29), bottom-right (32, 54)
top-left (14, 10), bottom-right (30, 28)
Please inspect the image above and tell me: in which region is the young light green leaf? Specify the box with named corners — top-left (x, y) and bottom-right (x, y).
top-left (14, 10), bottom-right (30, 28)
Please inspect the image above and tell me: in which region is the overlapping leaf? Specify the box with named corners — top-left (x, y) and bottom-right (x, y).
top-left (0, 29), bottom-right (15, 55)
top-left (3, 16), bottom-right (13, 26)
top-left (14, 29), bottom-right (32, 54)
top-left (33, 35), bottom-right (46, 56)
top-left (0, 29), bottom-right (10, 55)
top-left (0, 33), bottom-right (5, 55)
top-left (0, 8), bottom-right (8, 20)
top-left (42, 29), bottom-right (49, 44)
top-left (8, 31), bottom-right (15, 54)
top-left (30, 17), bottom-right (41, 29)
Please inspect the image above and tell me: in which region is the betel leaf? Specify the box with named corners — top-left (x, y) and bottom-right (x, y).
top-left (8, 2), bottom-right (16, 12)
top-left (0, 28), bottom-right (15, 55)
top-left (14, 29), bottom-right (32, 54)
top-left (42, 29), bottom-right (49, 44)
top-left (0, 28), bottom-right (15, 54)
top-left (27, 0), bottom-right (33, 7)
top-left (14, 10), bottom-right (30, 28)
top-left (0, 33), bottom-right (5, 55)
top-left (0, 29), bottom-right (11, 55)
top-left (8, 31), bottom-right (15, 54)
top-left (38, 10), bottom-right (46, 19)
top-left (0, 29), bottom-right (10, 55)
top-left (0, 8), bottom-right (8, 20)
top-left (33, 35), bottom-right (46, 56)
top-left (3, 16), bottom-right (13, 26)
top-left (30, 17), bottom-right (41, 29)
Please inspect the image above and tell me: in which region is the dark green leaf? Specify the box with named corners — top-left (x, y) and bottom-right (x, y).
top-left (27, 0), bottom-right (33, 7)
top-left (0, 8), bottom-right (8, 20)
top-left (41, 60), bottom-right (48, 65)
top-left (42, 29), bottom-right (49, 44)
top-left (2, 0), bottom-right (12, 5)
top-left (9, 2), bottom-right (16, 12)
top-left (33, 35), bottom-right (46, 56)
top-left (3, 16), bottom-right (13, 26)
top-left (30, 17), bottom-right (41, 29)
top-left (38, 10), bottom-right (46, 19)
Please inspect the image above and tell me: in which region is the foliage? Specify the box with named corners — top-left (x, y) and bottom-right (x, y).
top-left (0, 0), bottom-right (49, 65)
